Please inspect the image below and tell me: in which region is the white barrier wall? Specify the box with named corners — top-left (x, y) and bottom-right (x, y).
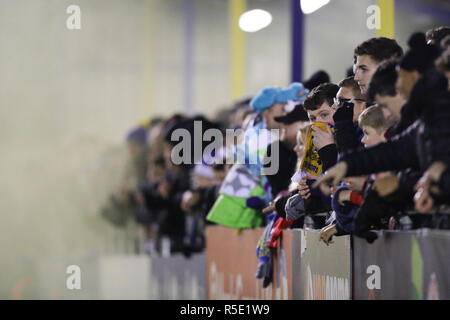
top-left (98, 255), bottom-right (151, 300)
top-left (291, 229), bottom-right (352, 300)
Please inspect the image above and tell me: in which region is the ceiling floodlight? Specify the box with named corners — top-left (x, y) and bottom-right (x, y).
top-left (300, 0), bottom-right (330, 14)
top-left (239, 9), bottom-right (272, 33)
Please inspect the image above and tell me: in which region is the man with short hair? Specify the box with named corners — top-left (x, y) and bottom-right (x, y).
top-left (366, 59), bottom-right (409, 137)
top-left (367, 60), bottom-right (405, 121)
top-left (353, 37), bottom-right (403, 94)
top-left (336, 77), bottom-right (367, 121)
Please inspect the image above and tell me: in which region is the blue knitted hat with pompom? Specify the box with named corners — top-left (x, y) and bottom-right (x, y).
top-left (276, 82), bottom-right (309, 104)
top-left (250, 87), bottom-right (281, 113)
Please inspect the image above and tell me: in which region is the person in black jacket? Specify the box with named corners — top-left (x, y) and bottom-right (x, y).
top-left (414, 161), bottom-right (450, 213)
top-left (332, 77), bottom-right (367, 159)
top-left (136, 163), bottom-right (191, 254)
top-left (179, 162), bottom-right (229, 257)
top-left (313, 33), bottom-right (450, 239)
top-left (414, 46), bottom-right (450, 211)
top-left (364, 58), bottom-right (426, 230)
top-left (435, 45), bottom-right (450, 91)
top-left (366, 59), bottom-right (408, 136)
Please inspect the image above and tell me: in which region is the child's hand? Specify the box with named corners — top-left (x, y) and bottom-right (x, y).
top-left (298, 174), bottom-right (316, 199)
top-left (319, 224), bottom-right (337, 246)
top-left (313, 162), bottom-right (348, 195)
top-left (311, 125), bottom-right (334, 150)
top-left (262, 201), bottom-right (276, 214)
top-left (336, 189), bottom-right (352, 206)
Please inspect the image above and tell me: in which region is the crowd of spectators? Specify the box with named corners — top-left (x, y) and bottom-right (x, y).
top-left (100, 26), bottom-right (450, 267)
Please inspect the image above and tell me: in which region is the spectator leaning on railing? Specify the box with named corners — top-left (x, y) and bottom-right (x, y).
top-left (313, 32), bottom-right (450, 240)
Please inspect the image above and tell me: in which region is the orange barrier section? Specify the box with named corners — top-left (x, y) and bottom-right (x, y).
top-left (206, 225), bottom-right (292, 300)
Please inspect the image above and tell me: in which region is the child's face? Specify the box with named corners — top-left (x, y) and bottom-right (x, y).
top-left (361, 125), bottom-right (386, 148)
top-left (307, 102), bottom-right (337, 125)
top-left (293, 131), bottom-right (305, 159)
top-left (281, 121), bottom-right (306, 147)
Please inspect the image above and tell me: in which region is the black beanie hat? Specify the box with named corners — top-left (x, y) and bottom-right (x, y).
top-left (400, 32), bottom-right (440, 74)
top-left (303, 70), bottom-right (330, 91)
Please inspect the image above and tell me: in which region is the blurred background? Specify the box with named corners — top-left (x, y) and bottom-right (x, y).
top-left (0, 0), bottom-right (448, 299)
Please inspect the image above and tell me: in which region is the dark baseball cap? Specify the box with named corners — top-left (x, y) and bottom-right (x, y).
top-left (274, 104), bottom-right (310, 124)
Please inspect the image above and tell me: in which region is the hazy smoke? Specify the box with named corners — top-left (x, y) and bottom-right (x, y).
top-left (0, 138), bottom-right (134, 299)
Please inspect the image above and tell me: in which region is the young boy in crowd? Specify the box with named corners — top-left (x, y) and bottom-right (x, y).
top-left (319, 106), bottom-right (393, 244)
top-left (359, 106), bottom-right (393, 148)
top-left (289, 83), bottom-right (340, 228)
top-left (301, 83), bottom-right (340, 172)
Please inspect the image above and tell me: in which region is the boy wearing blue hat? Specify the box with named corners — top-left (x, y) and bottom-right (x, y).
top-left (250, 82), bottom-right (309, 130)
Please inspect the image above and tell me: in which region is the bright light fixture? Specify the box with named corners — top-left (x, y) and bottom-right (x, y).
top-left (300, 0), bottom-right (330, 14)
top-left (238, 9), bottom-right (272, 33)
